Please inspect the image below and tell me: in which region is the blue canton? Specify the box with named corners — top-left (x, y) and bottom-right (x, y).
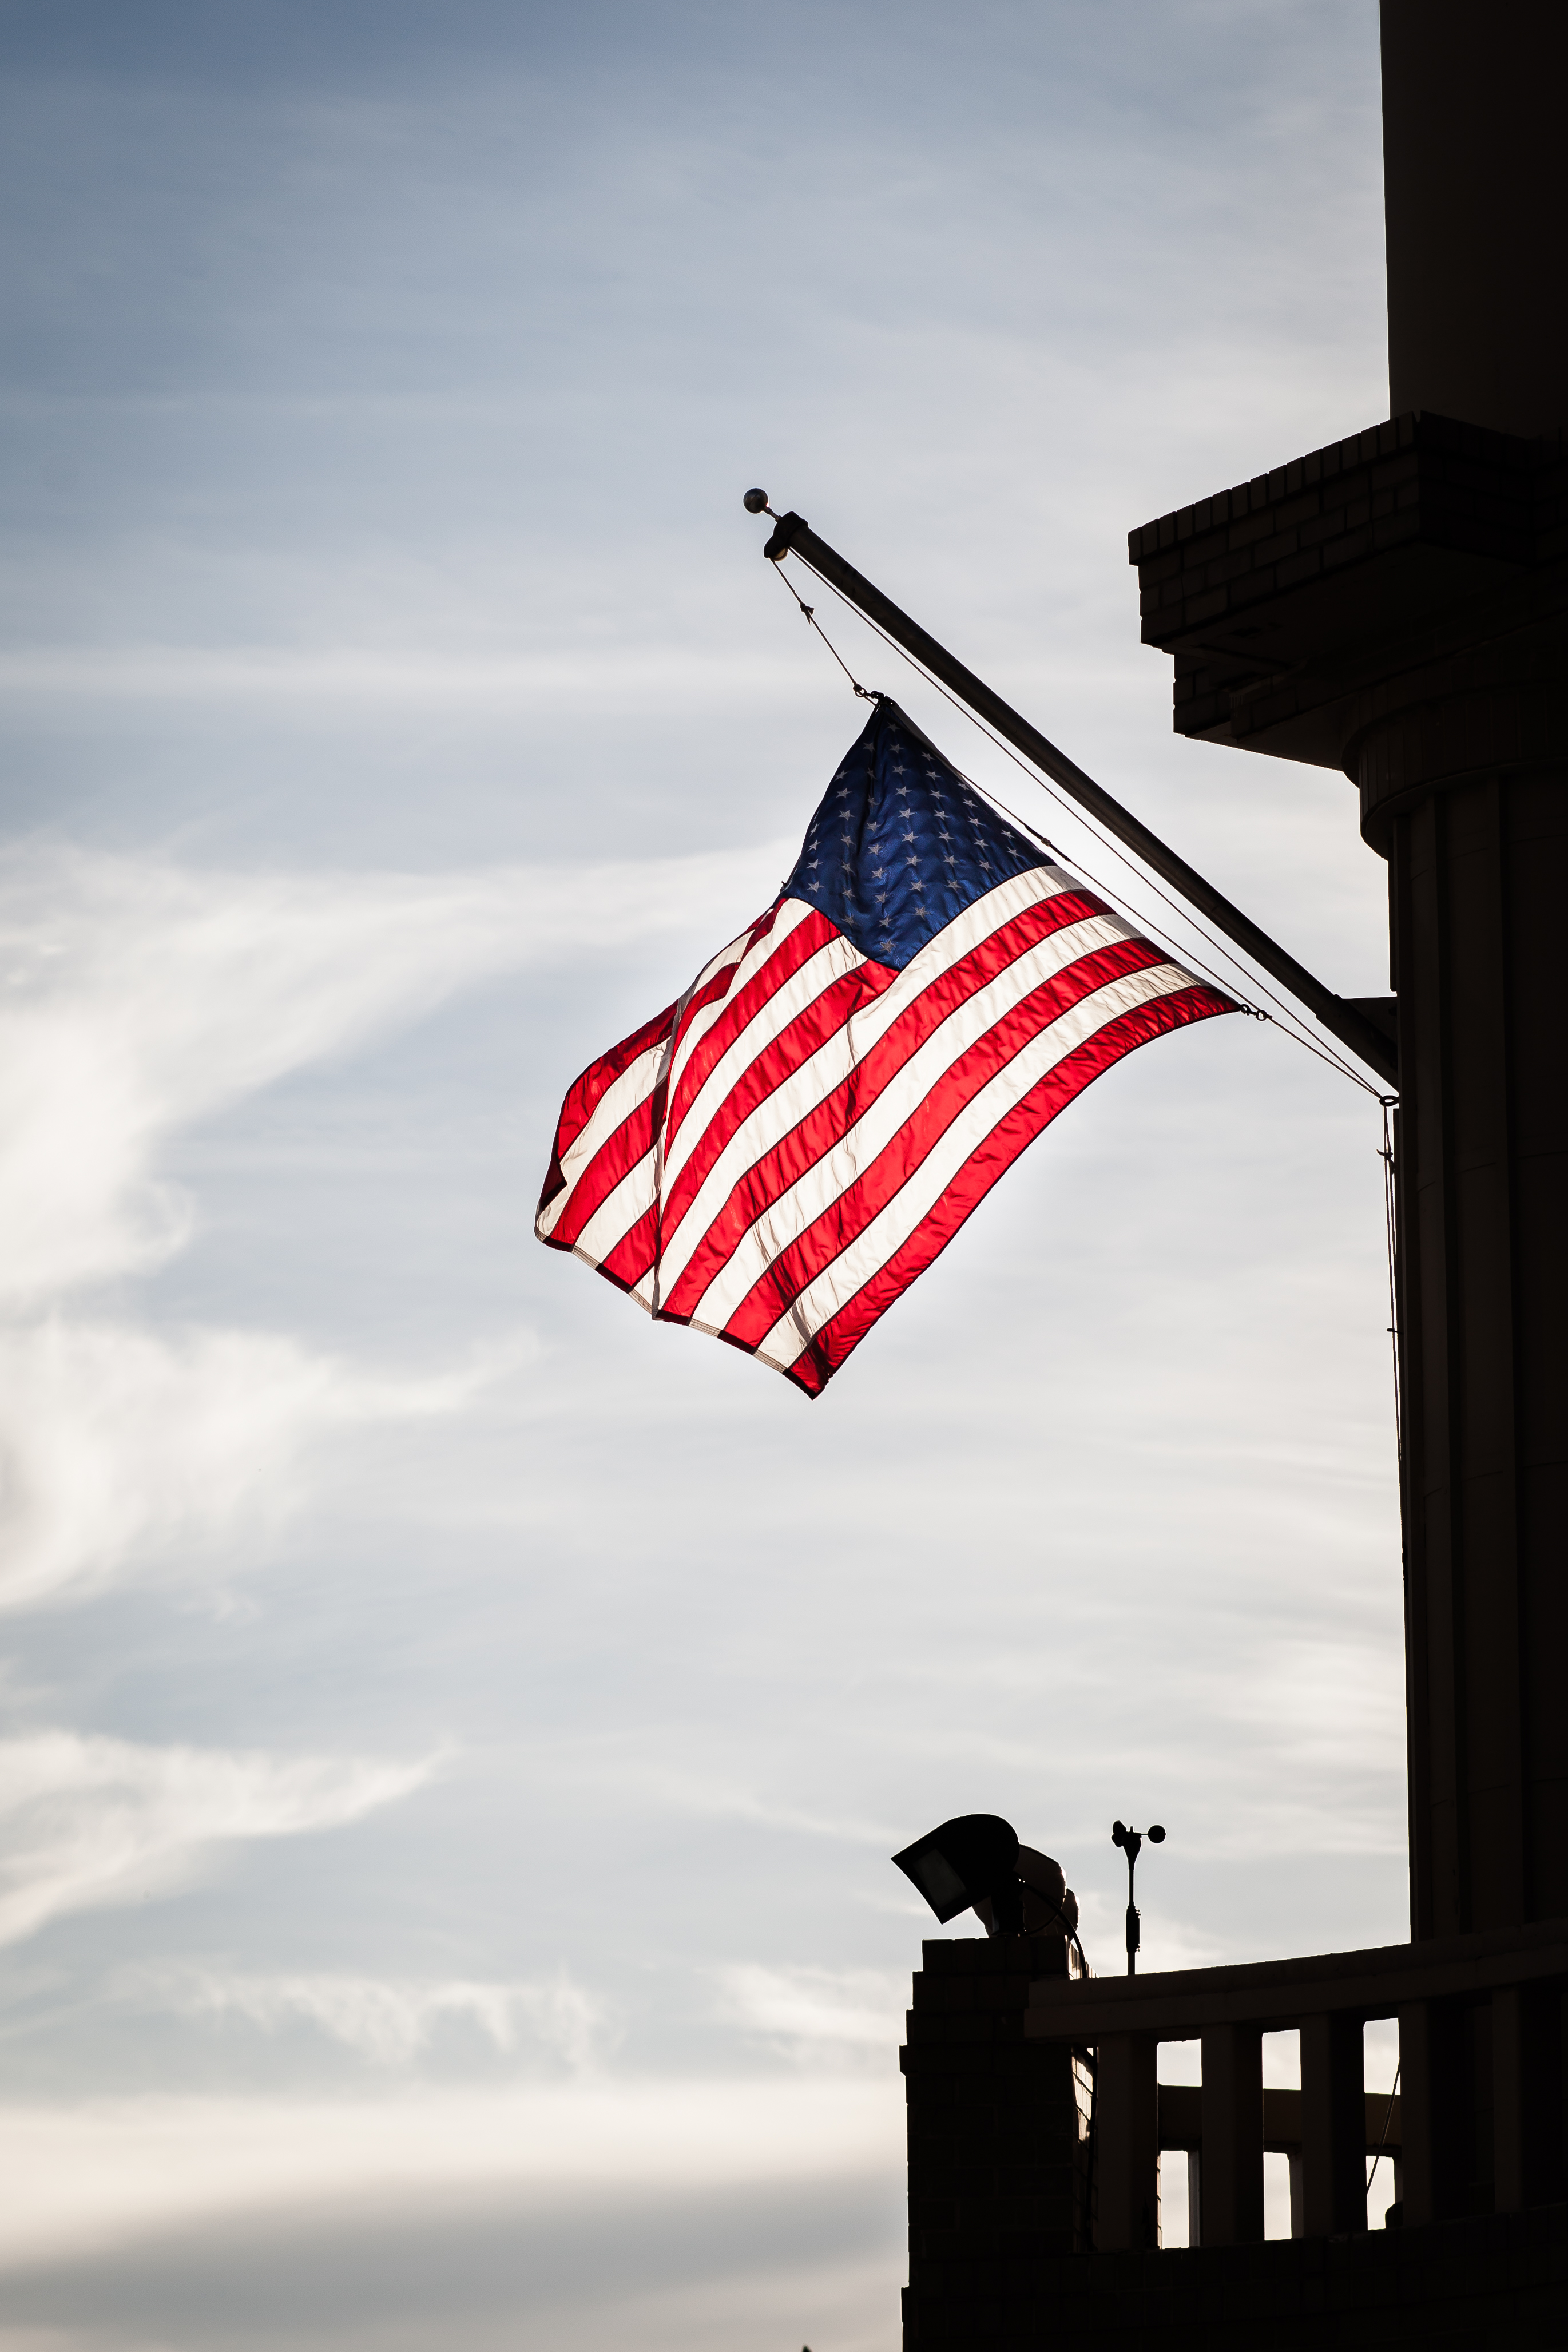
top-left (781, 700), bottom-right (1051, 971)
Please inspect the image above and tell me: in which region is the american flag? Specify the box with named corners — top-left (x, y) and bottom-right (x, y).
top-left (537, 700), bottom-right (1234, 1398)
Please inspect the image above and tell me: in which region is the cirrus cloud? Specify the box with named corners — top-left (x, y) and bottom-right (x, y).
top-left (0, 838), bottom-right (783, 1609)
top-left (0, 840), bottom-right (784, 1303)
top-left (0, 1731), bottom-right (437, 1948)
top-left (130, 1965), bottom-right (616, 2072)
top-left (0, 1315), bottom-right (507, 1612)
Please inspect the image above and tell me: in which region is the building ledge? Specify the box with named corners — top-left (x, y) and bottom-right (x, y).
top-left (1026, 1914), bottom-right (1568, 2040)
top-left (1127, 411), bottom-right (1568, 767)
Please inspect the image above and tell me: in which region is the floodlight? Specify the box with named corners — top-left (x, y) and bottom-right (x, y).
top-left (892, 1814), bottom-right (1023, 1933)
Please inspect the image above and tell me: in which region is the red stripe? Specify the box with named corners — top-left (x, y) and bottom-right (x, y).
top-left (661, 925), bottom-right (1167, 1322)
top-left (542, 882), bottom-right (1098, 1251)
top-left (659, 886), bottom-right (1103, 1256)
top-left (657, 957), bottom-right (896, 1250)
top-left (662, 903), bottom-right (845, 1157)
top-left (538, 914), bottom-right (777, 1252)
top-left (716, 963), bottom-right (1226, 1351)
top-left (545, 1072), bottom-right (667, 1251)
top-left (765, 985), bottom-right (1232, 1396)
top-left (537, 870), bottom-right (1236, 1400)
top-left (535, 999), bottom-right (676, 1222)
top-left (678, 917), bottom-right (780, 1038)
top-left (597, 1193), bottom-right (662, 1290)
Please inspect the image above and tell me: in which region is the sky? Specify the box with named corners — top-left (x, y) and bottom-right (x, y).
top-left (0, 2), bottom-right (1405, 2342)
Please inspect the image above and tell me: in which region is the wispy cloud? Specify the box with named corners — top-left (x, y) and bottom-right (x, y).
top-left (0, 842), bottom-right (783, 1608)
top-left (135, 1965), bottom-right (616, 2071)
top-left (0, 1733), bottom-right (435, 1946)
top-left (0, 1316), bottom-right (505, 1611)
top-left (715, 1965), bottom-right (906, 2064)
top-left (0, 842), bottom-right (783, 1303)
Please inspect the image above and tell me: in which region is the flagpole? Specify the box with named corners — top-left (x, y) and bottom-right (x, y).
top-left (755, 505), bottom-right (1398, 1090)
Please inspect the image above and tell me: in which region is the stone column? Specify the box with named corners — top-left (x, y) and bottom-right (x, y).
top-left (1198, 2022), bottom-right (1264, 2243)
top-left (1369, 5), bottom-right (1568, 1940)
top-left (1300, 2011), bottom-right (1367, 2236)
top-left (900, 1934), bottom-right (1089, 2348)
top-left (1128, 0), bottom-right (1568, 1961)
top-left (1359, 681), bottom-right (1568, 1937)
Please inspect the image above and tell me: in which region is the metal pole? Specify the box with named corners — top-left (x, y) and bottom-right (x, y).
top-left (1122, 1834), bottom-right (1142, 1977)
top-left (756, 506), bottom-right (1398, 1090)
top-left (1112, 1819), bottom-right (1162, 1975)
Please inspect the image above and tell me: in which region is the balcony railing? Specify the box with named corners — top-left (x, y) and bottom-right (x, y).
top-left (1158, 2081), bottom-right (1402, 2244)
top-left (1025, 1917), bottom-right (1568, 2251)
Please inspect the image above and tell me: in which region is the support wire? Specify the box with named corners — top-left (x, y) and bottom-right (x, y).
top-left (763, 537), bottom-right (1407, 1480)
top-left (1381, 1101), bottom-right (1403, 1466)
top-left (771, 556), bottom-right (1260, 1020)
top-left (1366, 2063), bottom-right (1402, 2203)
top-left (784, 548), bottom-right (1388, 1103)
top-left (776, 549), bottom-right (1383, 1099)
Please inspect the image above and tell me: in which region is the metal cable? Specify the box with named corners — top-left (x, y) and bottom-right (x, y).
top-left (1366, 2061), bottom-right (1402, 2202)
top-left (771, 556), bottom-right (1265, 1020)
top-left (785, 549), bottom-right (1387, 1102)
top-left (1381, 1101), bottom-right (1403, 1465)
top-left (769, 558), bottom-right (880, 702)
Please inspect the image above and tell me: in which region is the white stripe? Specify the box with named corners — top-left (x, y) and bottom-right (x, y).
top-left (655, 904), bottom-right (1134, 1300)
top-left (663, 898), bottom-right (818, 1105)
top-left (534, 1039), bottom-right (668, 1241)
top-left (653, 982), bottom-right (878, 1298)
top-left (797, 864), bottom-right (1102, 1077)
top-left (684, 922), bottom-right (770, 1008)
top-left (652, 872), bottom-right (1109, 1286)
top-left (659, 931), bottom-right (867, 1198)
top-left (753, 960), bottom-right (1198, 1369)
top-left (570, 1146), bottom-right (660, 1267)
top-left (535, 900), bottom-right (816, 1251)
top-left (669, 866), bottom-right (1075, 1140)
top-left (866, 866), bottom-right (1082, 1018)
top-left (684, 914), bottom-right (1166, 1330)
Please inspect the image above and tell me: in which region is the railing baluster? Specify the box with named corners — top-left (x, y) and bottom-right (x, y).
top-left (1199, 2022), bottom-right (1264, 2244)
top-left (1022, 1923), bottom-right (1568, 2252)
top-left (1492, 1984), bottom-right (1526, 2211)
top-left (1095, 2033), bottom-right (1158, 2251)
top-left (1300, 2012), bottom-right (1366, 2236)
top-left (1398, 2000), bottom-right (1436, 2224)
top-left (1400, 1994), bottom-right (1483, 2220)
top-left (1492, 1982), bottom-right (1564, 2211)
